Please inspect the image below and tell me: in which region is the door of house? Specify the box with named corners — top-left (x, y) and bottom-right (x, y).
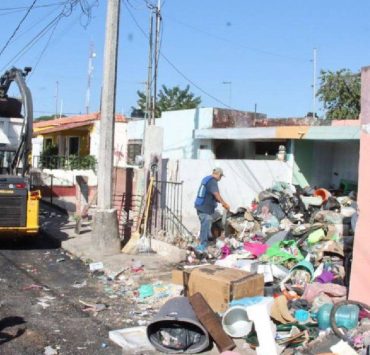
top-left (67, 136), bottom-right (80, 156)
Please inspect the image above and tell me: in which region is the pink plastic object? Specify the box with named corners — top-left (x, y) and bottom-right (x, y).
top-left (221, 245), bottom-right (231, 259)
top-left (244, 242), bottom-right (269, 257)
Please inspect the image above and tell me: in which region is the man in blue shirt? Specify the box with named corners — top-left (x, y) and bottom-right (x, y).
top-left (194, 167), bottom-right (230, 252)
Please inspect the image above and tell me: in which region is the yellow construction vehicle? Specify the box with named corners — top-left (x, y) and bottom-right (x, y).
top-left (0, 67), bottom-right (40, 235)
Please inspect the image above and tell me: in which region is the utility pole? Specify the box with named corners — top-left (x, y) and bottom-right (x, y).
top-left (94, 0), bottom-right (121, 255)
top-left (312, 48), bottom-right (317, 118)
top-left (145, 12), bottom-right (153, 125)
top-left (55, 80), bottom-right (59, 118)
top-left (152, 0), bottom-right (161, 125)
top-left (85, 42), bottom-right (96, 114)
top-left (59, 99), bottom-right (63, 118)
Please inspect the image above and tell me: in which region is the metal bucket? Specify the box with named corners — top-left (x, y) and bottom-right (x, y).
top-left (147, 297), bottom-right (210, 353)
top-left (222, 306), bottom-right (252, 338)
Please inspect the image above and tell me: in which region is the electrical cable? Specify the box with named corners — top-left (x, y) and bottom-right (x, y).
top-left (0, 0), bottom-right (38, 58)
top-left (29, 16), bottom-right (62, 76)
top-left (166, 15), bottom-right (309, 63)
top-left (0, 2), bottom-right (64, 11)
top-left (1, 0), bottom-right (98, 72)
top-left (0, 16), bottom-right (61, 72)
top-left (123, 0), bottom-right (232, 109)
top-left (7, 2), bottom-right (66, 45)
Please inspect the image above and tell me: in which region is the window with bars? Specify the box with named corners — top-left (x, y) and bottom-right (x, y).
top-left (127, 140), bottom-right (142, 165)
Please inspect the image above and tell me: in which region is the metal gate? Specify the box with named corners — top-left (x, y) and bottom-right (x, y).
top-left (116, 179), bottom-right (193, 243)
top-left (149, 180), bottom-right (192, 240)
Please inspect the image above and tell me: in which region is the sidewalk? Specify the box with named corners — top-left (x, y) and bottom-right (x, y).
top-left (39, 203), bottom-right (253, 354)
top-left (39, 202), bottom-right (183, 281)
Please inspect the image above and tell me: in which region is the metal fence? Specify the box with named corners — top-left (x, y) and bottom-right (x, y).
top-left (149, 179), bottom-right (193, 240)
top-left (115, 178), bottom-right (193, 243)
top-left (115, 193), bottom-right (143, 242)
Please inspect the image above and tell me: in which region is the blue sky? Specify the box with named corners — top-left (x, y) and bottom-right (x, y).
top-left (1, 0), bottom-right (369, 119)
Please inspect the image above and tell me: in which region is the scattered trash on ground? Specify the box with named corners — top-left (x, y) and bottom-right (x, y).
top-left (89, 261), bottom-right (104, 272)
top-left (44, 345), bottom-right (59, 355)
top-left (105, 182), bottom-right (369, 354)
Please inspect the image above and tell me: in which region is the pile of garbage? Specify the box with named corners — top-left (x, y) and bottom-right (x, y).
top-left (152, 182), bottom-right (368, 354)
top-left (108, 182), bottom-right (369, 354)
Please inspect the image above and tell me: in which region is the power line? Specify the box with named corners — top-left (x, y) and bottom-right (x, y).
top-left (3, 2), bottom-right (65, 52)
top-left (30, 16), bottom-right (62, 76)
top-left (0, 0), bottom-right (38, 58)
top-left (0, 0), bottom-right (98, 72)
top-left (0, 15), bottom-right (62, 72)
top-left (124, 1), bottom-right (232, 109)
top-left (0, 2), bottom-right (64, 11)
top-left (166, 15), bottom-right (309, 63)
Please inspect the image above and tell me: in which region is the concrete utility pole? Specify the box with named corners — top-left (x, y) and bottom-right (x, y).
top-left (145, 12), bottom-right (153, 126)
top-left (85, 41), bottom-right (96, 114)
top-left (55, 80), bottom-right (59, 118)
top-left (312, 48), bottom-right (317, 118)
top-left (152, 0), bottom-right (161, 125)
top-left (94, 0), bottom-right (121, 255)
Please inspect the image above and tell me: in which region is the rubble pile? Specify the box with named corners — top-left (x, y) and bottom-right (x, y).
top-left (109, 182), bottom-right (369, 354)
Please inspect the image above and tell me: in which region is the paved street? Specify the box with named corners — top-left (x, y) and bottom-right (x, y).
top-left (0, 234), bottom-right (122, 355)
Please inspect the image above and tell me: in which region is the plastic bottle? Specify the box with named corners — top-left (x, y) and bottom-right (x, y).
top-left (316, 303), bottom-right (359, 330)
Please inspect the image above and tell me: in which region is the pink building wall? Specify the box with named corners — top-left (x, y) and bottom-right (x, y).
top-left (349, 66), bottom-right (370, 302)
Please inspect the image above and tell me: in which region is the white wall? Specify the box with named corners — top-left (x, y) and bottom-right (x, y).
top-left (90, 121), bottom-right (127, 167)
top-left (41, 169), bottom-right (97, 186)
top-left (165, 159), bottom-right (293, 233)
top-left (159, 108), bottom-right (213, 159)
top-left (0, 117), bottom-right (22, 148)
top-left (126, 108), bottom-right (215, 160)
top-left (32, 136), bottom-right (43, 163)
top-left (127, 119), bottom-right (145, 140)
top-left (113, 122), bottom-right (127, 167)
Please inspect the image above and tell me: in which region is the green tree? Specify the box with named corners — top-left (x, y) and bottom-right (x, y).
top-left (317, 69), bottom-right (361, 120)
top-left (131, 84), bottom-right (201, 118)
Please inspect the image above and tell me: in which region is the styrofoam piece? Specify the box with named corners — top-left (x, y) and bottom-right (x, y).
top-left (257, 264), bottom-right (273, 283)
top-left (89, 261), bottom-right (104, 271)
top-left (246, 299), bottom-right (284, 355)
top-left (330, 340), bottom-right (357, 355)
top-left (109, 326), bottom-right (155, 352)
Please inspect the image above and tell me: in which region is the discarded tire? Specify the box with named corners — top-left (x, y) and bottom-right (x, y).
top-left (147, 296), bottom-right (210, 353)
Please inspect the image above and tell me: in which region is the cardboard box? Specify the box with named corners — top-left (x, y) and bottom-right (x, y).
top-left (188, 265), bottom-right (264, 312)
top-left (172, 269), bottom-right (185, 285)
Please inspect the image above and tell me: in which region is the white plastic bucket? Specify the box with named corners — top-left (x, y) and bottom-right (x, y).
top-left (221, 306), bottom-right (252, 338)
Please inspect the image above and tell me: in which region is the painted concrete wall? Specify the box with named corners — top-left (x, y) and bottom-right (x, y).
top-left (126, 108), bottom-right (215, 160)
top-left (159, 108), bottom-right (214, 159)
top-left (350, 65), bottom-right (370, 303)
top-left (293, 140), bottom-right (359, 188)
top-left (41, 169), bottom-right (98, 186)
top-left (165, 159), bottom-right (293, 233)
top-left (127, 119), bottom-right (145, 140)
top-left (32, 136), bottom-right (43, 163)
top-left (0, 117), bottom-right (23, 148)
top-left (90, 121), bottom-right (127, 167)
top-left (310, 141), bottom-right (334, 188)
top-left (331, 141), bottom-right (359, 187)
